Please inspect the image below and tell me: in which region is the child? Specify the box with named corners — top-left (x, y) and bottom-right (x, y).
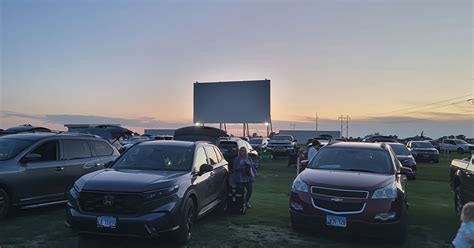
top-left (452, 202), bottom-right (474, 248)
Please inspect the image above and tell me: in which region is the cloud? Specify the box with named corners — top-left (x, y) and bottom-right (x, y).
top-left (0, 111), bottom-right (190, 129)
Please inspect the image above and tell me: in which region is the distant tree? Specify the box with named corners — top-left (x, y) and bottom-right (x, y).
top-left (448, 135), bottom-right (455, 139)
top-left (456, 134), bottom-right (466, 140)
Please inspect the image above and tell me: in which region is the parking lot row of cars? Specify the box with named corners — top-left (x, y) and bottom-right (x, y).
top-left (0, 125), bottom-right (471, 244)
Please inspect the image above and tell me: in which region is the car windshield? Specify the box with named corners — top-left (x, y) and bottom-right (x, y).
top-left (0, 138), bottom-right (34, 161)
top-left (249, 138), bottom-right (262, 144)
top-left (113, 144), bottom-right (194, 171)
top-left (272, 136), bottom-right (292, 141)
top-left (412, 142), bottom-right (434, 149)
top-left (455, 140), bottom-right (468, 145)
top-left (390, 144), bottom-right (411, 156)
top-left (218, 142), bottom-right (238, 151)
top-left (308, 147), bottom-right (393, 174)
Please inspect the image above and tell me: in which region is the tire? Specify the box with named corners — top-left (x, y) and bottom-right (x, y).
top-left (0, 188), bottom-right (10, 220)
top-left (291, 219), bottom-right (305, 232)
top-left (391, 204), bottom-right (407, 243)
top-left (174, 198), bottom-right (195, 244)
top-left (434, 159), bottom-right (439, 163)
top-left (455, 186), bottom-right (463, 216)
top-left (457, 148), bottom-right (464, 155)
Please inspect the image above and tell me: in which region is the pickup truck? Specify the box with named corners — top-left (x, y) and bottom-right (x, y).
top-left (450, 154), bottom-right (474, 215)
top-left (441, 139), bottom-right (474, 154)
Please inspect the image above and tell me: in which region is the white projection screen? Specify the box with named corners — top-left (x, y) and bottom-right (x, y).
top-left (193, 80), bottom-right (271, 123)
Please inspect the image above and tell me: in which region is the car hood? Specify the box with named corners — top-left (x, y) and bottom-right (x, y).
top-left (79, 169), bottom-right (188, 192)
top-left (300, 169), bottom-right (394, 191)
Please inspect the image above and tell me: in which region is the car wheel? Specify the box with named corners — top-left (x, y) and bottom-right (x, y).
top-left (291, 219), bottom-right (305, 232)
top-left (392, 204), bottom-right (407, 243)
top-left (434, 159), bottom-right (439, 163)
top-left (457, 148), bottom-right (464, 155)
top-left (0, 188), bottom-right (10, 220)
top-left (175, 198), bottom-right (195, 244)
top-left (455, 186), bottom-right (463, 216)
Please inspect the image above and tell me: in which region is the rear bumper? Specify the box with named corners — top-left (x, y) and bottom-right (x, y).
top-left (66, 204), bottom-right (180, 238)
top-left (289, 209), bottom-right (402, 237)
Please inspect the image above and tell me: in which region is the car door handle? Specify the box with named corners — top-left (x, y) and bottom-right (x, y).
top-left (55, 167), bottom-right (65, 172)
top-left (83, 163), bottom-right (103, 169)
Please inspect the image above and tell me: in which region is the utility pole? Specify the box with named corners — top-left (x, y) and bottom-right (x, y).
top-left (338, 115), bottom-right (350, 138)
top-left (290, 124), bottom-right (296, 131)
top-left (315, 112), bottom-right (318, 131)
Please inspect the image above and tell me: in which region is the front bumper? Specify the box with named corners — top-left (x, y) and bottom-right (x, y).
top-left (289, 209), bottom-right (402, 237)
top-left (268, 147), bottom-right (294, 155)
top-left (66, 203), bottom-right (180, 237)
top-left (413, 153), bottom-right (439, 161)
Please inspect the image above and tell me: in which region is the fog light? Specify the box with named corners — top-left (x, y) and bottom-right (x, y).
top-left (290, 201), bottom-right (304, 211)
top-left (375, 212), bottom-right (396, 221)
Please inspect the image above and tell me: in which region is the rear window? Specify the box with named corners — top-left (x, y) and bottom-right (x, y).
top-left (389, 144), bottom-right (411, 156)
top-left (412, 142), bottom-right (434, 149)
top-left (0, 138), bottom-right (34, 160)
top-left (309, 147), bottom-right (393, 174)
top-left (90, 140), bottom-right (114, 156)
top-left (219, 142), bottom-right (238, 151)
top-left (62, 140), bottom-right (92, 159)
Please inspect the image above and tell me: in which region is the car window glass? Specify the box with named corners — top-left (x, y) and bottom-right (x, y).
top-left (0, 138), bottom-right (34, 161)
top-left (63, 140), bottom-right (92, 159)
top-left (213, 147), bottom-right (223, 162)
top-left (90, 140), bottom-right (114, 156)
top-left (204, 146), bottom-right (219, 165)
top-left (194, 147), bottom-right (208, 172)
top-left (30, 141), bottom-right (58, 162)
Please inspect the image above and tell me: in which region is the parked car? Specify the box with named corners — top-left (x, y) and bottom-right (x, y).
top-left (362, 135), bottom-right (398, 143)
top-left (406, 141), bottom-right (439, 163)
top-left (66, 140), bottom-right (229, 243)
top-left (440, 139), bottom-right (474, 154)
top-left (428, 140), bottom-right (441, 151)
top-left (289, 142), bottom-right (411, 241)
top-left (218, 138), bottom-right (260, 169)
top-left (151, 135), bottom-right (173, 140)
top-left (0, 132), bottom-right (119, 219)
top-left (450, 153), bottom-right (474, 215)
top-left (249, 137), bottom-right (270, 153)
top-left (267, 135), bottom-right (297, 157)
top-left (384, 143), bottom-right (417, 180)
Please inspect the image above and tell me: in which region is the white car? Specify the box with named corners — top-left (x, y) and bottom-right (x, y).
top-left (440, 139), bottom-right (474, 154)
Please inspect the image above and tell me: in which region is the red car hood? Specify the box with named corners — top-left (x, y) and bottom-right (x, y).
top-left (300, 169), bottom-right (394, 191)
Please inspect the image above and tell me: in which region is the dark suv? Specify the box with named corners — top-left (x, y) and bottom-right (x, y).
top-left (66, 140), bottom-right (229, 243)
top-left (406, 141), bottom-right (439, 163)
top-left (289, 142), bottom-right (411, 241)
top-left (0, 132), bottom-right (119, 219)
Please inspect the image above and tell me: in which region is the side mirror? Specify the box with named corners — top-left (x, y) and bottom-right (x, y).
top-left (21, 153), bottom-right (42, 163)
top-left (104, 161), bottom-right (114, 168)
top-left (399, 166), bottom-right (413, 176)
top-left (198, 164), bottom-right (213, 175)
top-left (293, 139), bottom-right (298, 142)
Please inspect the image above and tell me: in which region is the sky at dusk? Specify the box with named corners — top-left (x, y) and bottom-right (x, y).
top-left (1, 0), bottom-right (473, 138)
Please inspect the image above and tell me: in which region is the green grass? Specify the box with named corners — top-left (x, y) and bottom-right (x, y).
top-left (0, 154), bottom-right (467, 247)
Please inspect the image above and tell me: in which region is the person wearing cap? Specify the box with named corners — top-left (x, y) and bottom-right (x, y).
top-left (307, 139), bottom-right (321, 162)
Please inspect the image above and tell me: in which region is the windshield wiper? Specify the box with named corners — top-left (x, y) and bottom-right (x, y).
top-left (344, 168), bottom-right (378, 173)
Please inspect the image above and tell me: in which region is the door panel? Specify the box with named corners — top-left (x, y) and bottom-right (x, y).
top-left (60, 139), bottom-right (95, 194)
top-left (19, 140), bottom-right (65, 204)
top-left (191, 147), bottom-right (213, 210)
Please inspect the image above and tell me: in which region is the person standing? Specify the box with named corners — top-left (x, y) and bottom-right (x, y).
top-left (233, 147), bottom-right (257, 208)
top-left (307, 139), bottom-right (321, 162)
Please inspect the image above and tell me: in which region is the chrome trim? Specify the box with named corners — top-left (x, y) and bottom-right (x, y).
top-left (311, 186), bottom-right (369, 199)
top-left (20, 200), bottom-right (68, 209)
top-left (311, 198), bottom-right (366, 215)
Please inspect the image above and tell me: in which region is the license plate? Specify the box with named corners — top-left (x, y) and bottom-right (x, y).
top-left (326, 215), bottom-right (346, 228)
top-left (97, 216), bottom-right (117, 228)
top-left (275, 148), bottom-right (285, 152)
top-left (423, 155), bottom-right (429, 158)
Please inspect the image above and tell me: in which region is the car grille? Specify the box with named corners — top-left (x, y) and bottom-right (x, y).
top-left (79, 191), bottom-right (143, 215)
top-left (313, 198), bottom-right (365, 213)
top-left (311, 187), bottom-right (368, 199)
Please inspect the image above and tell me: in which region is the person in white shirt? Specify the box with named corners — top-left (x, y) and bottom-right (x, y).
top-left (307, 140), bottom-right (321, 162)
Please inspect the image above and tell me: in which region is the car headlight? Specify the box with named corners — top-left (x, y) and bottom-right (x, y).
top-left (372, 182), bottom-right (397, 199)
top-left (144, 185), bottom-right (179, 201)
top-left (292, 177), bottom-right (309, 192)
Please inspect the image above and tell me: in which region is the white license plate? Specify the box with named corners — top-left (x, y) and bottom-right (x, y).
top-left (97, 216), bottom-right (117, 228)
top-left (423, 155), bottom-right (429, 158)
top-left (275, 148), bottom-right (285, 152)
top-left (326, 215), bottom-right (346, 228)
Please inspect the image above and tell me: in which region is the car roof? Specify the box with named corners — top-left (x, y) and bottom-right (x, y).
top-left (0, 132), bottom-right (104, 141)
top-left (326, 142), bottom-right (387, 150)
top-left (411, 140), bottom-right (430, 143)
top-left (137, 140), bottom-right (197, 147)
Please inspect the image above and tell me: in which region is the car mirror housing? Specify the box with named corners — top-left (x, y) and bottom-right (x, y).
top-left (199, 164), bottom-right (213, 175)
top-left (20, 153), bottom-right (42, 163)
top-left (104, 161), bottom-right (114, 168)
top-left (399, 166), bottom-right (413, 176)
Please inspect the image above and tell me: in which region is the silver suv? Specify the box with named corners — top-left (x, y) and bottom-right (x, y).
top-left (0, 132), bottom-right (120, 219)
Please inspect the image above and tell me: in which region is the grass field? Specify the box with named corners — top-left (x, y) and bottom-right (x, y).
top-left (0, 154), bottom-right (467, 248)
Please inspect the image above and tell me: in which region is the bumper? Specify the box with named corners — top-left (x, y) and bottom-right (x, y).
top-left (268, 148), bottom-right (294, 155)
top-left (289, 209), bottom-right (402, 237)
top-left (413, 154), bottom-right (439, 161)
top-left (66, 204), bottom-right (180, 238)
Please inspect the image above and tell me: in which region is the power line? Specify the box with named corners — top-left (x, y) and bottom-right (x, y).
top-left (358, 94), bottom-right (473, 117)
